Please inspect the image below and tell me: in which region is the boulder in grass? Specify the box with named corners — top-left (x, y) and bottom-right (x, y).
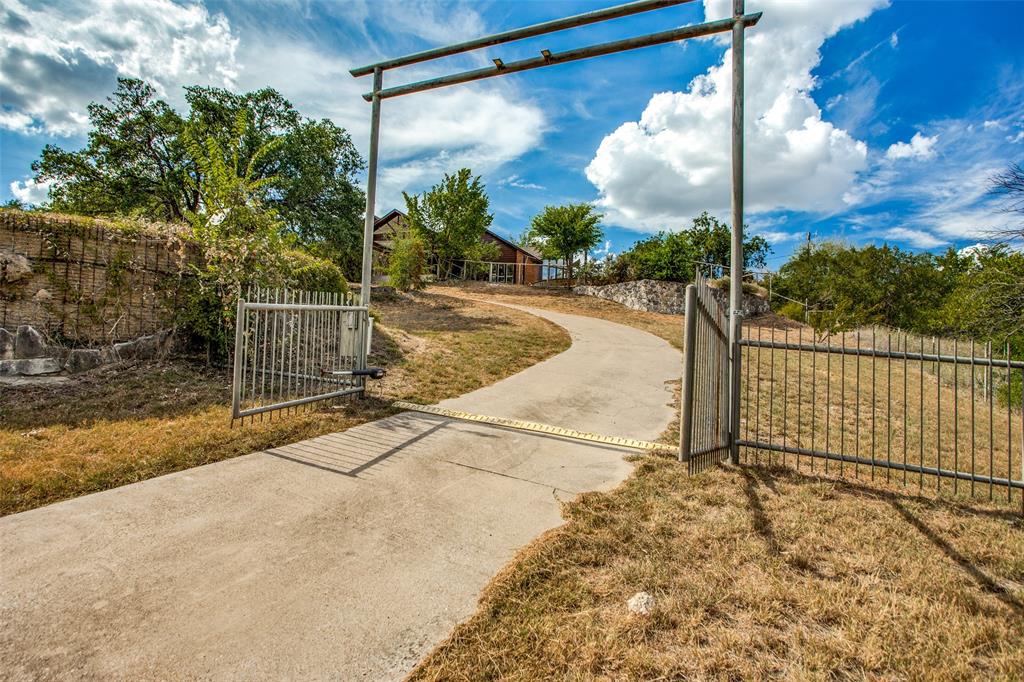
top-left (627, 591), bottom-right (654, 616)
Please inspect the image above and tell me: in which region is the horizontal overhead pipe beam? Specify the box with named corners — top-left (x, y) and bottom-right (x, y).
top-left (363, 13), bottom-right (761, 101)
top-left (350, 0), bottom-right (697, 77)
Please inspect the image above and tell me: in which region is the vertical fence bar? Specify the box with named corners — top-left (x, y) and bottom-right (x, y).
top-left (782, 327), bottom-right (789, 465)
top-left (886, 330), bottom-right (891, 481)
top-left (970, 338), bottom-right (976, 497)
top-left (248, 287), bottom-right (262, 417)
top-left (810, 329), bottom-right (816, 473)
top-left (953, 338), bottom-right (959, 493)
top-left (231, 296), bottom-right (245, 420)
top-left (989, 343), bottom-right (995, 500)
top-left (824, 330), bottom-right (831, 474)
top-left (840, 333), bottom-right (846, 477)
top-left (278, 290), bottom-right (289, 414)
top-left (1007, 343), bottom-right (1013, 503)
top-left (902, 332), bottom-right (908, 484)
top-left (919, 337), bottom-right (925, 491)
top-left (855, 330), bottom-right (861, 478)
top-left (744, 325), bottom-right (752, 459)
top-left (258, 288), bottom-right (268, 420)
top-left (755, 324), bottom-right (763, 464)
top-left (871, 327), bottom-right (876, 479)
top-left (268, 289), bottom-right (280, 419)
top-left (936, 337), bottom-right (942, 492)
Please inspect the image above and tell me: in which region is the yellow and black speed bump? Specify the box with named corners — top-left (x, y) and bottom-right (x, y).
top-left (392, 401), bottom-right (674, 454)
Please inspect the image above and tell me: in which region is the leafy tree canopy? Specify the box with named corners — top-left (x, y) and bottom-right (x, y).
top-left (31, 77), bottom-right (365, 276)
top-left (527, 203), bottom-right (604, 279)
top-left (403, 168), bottom-right (493, 279)
top-left (625, 211), bottom-right (770, 283)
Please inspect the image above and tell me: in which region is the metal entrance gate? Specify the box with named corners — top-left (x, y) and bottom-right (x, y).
top-left (678, 277), bottom-right (1023, 503)
top-left (679, 274), bottom-right (731, 473)
top-left (231, 288), bottom-right (373, 421)
top-left (736, 327), bottom-right (1023, 502)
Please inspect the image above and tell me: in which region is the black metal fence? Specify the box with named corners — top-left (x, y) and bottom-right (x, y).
top-left (736, 324), bottom-right (1023, 503)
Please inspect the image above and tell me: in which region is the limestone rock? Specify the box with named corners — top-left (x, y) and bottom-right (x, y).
top-left (15, 325), bottom-right (49, 359)
top-left (574, 279), bottom-right (769, 317)
top-left (627, 591), bottom-right (655, 616)
top-left (112, 339), bottom-right (137, 362)
top-left (0, 328), bottom-right (14, 360)
top-left (33, 288), bottom-right (53, 303)
top-left (135, 333), bottom-right (159, 360)
top-left (1, 249), bottom-right (32, 284)
top-left (0, 357), bottom-right (62, 376)
top-left (65, 348), bottom-right (104, 374)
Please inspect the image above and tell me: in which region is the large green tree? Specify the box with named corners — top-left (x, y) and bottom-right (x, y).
top-left (31, 77), bottom-right (365, 275)
top-left (527, 203), bottom-right (604, 281)
top-left (625, 211), bottom-right (771, 283)
top-left (772, 241), bottom-right (966, 333)
top-left (403, 168), bottom-right (493, 279)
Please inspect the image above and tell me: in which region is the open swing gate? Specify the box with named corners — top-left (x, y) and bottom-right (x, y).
top-left (679, 273), bottom-right (732, 473)
top-left (231, 288), bottom-right (377, 421)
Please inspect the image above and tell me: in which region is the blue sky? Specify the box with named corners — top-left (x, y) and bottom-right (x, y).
top-left (2, 0), bottom-right (1023, 268)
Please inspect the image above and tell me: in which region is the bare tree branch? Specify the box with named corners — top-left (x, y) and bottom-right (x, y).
top-left (988, 162), bottom-right (1024, 242)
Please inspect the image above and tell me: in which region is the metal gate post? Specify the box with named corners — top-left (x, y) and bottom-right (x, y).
top-left (359, 67), bottom-right (383, 309)
top-left (727, 0), bottom-right (746, 464)
top-left (679, 283), bottom-right (697, 462)
top-left (231, 296), bottom-right (245, 420)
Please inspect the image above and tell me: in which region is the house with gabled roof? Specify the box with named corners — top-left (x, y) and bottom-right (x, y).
top-left (373, 208), bottom-right (544, 285)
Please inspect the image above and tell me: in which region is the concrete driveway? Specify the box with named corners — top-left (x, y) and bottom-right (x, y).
top-left (0, 303), bottom-right (679, 680)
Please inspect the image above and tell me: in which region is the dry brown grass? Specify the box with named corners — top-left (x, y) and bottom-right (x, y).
top-left (0, 292), bottom-right (569, 515)
top-left (409, 286), bottom-right (1024, 681)
top-left (411, 460), bottom-right (1024, 681)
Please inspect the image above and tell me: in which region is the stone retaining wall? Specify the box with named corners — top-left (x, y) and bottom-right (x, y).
top-left (0, 323), bottom-right (174, 377)
top-left (573, 279), bottom-right (770, 317)
top-left (0, 210), bottom-right (198, 345)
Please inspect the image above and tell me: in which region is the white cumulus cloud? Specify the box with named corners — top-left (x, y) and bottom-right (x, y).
top-left (885, 132), bottom-right (938, 160)
top-left (0, 0), bottom-right (239, 136)
top-left (9, 177), bottom-right (53, 205)
top-left (585, 0), bottom-right (886, 231)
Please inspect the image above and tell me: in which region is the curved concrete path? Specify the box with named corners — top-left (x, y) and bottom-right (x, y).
top-left (0, 304), bottom-right (679, 681)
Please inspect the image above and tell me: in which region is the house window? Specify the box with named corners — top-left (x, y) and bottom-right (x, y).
top-left (489, 263), bottom-right (514, 284)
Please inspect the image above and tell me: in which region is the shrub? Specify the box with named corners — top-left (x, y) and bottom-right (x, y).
top-left (777, 301), bottom-right (805, 322)
top-left (709, 276), bottom-right (767, 297)
top-left (282, 249), bottom-right (348, 295)
top-left (388, 234), bottom-right (427, 291)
